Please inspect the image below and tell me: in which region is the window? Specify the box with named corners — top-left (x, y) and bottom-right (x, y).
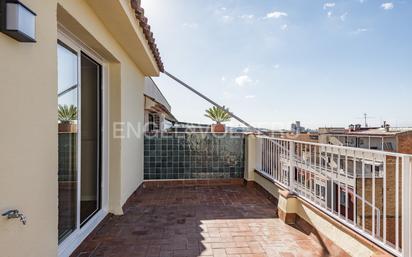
top-left (316, 183), bottom-right (326, 200)
top-left (340, 189), bottom-right (346, 205)
top-left (57, 38), bottom-right (103, 244)
top-left (57, 43), bottom-right (79, 242)
top-left (384, 142), bottom-right (394, 151)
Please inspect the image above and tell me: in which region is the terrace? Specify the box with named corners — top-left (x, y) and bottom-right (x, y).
top-left (71, 183), bottom-right (348, 257)
top-left (71, 132), bottom-right (412, 257)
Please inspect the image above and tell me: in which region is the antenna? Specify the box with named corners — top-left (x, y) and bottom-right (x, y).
top-left (356, 113), bottom-right (376, 128)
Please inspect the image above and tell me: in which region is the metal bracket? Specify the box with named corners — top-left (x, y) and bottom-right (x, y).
top-left (2, 209), bottom-right (27, 225)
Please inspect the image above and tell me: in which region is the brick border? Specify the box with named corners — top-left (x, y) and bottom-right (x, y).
top-left (143, 178), bottom-right (244, 188)
top-left (244, 180), bottom-right (278, 206)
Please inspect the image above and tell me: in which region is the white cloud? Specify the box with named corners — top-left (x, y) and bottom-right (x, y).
top-left (274, 64), bottom-right (280, 69)
top-left (245, 95), bottom-right (256, 99)
top-left (323, 2), bottom-right (336, 9)
top-left (235, 75), bottom-right (253, 87)
top-left (381, 2), bottom-right (394, 10)
top-left (221, 76), bottom-right (226, 82)
top-left (240, 14), bottom-right (254, 20)
top-left (213, 7), bottom-right (227, 15)
top-left (265, 11), bottom-right (288, 19)
top-left (281, 24), bottom-right (288, 31)
top-left (222, 15), bottom-right (234, 23)
top-left (243, 67), bottom-right (250, 73)
top-left (222, 91), bottom-right (232, 99)
top-left (354, 28), bottom-right (368, 34)
top-left (340, 12), bottom-right (348, 21)
top-left (327, 11), bottom-right (333, 18)
top-left (182, 23), bottom-right (199, 29)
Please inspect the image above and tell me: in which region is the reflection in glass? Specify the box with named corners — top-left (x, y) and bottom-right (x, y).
top-left (57, 43), bottom-right (78, 243)
top-left (80, 53), bottom-right (101, 225)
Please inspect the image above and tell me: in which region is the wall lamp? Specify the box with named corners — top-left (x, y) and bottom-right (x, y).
top-left (0, 0), bottom-right (36, 42)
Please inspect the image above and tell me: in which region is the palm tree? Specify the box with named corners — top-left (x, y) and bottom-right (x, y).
top-left (58, 104), bottom-right (78, 124)
top-left (204, 106), bottom-right (231, 124)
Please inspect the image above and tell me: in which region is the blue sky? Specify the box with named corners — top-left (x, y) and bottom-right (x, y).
top-left (141, 0), bottom-right (411, 130)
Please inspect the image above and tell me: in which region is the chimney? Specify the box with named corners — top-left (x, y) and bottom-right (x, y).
top-left (349, 124), bottom-right (355, 131)
top-left (385, 123), bottom-right (390, 132)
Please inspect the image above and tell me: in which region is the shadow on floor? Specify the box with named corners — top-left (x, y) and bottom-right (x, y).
top-left (71, 184), bottom-right (349, 257)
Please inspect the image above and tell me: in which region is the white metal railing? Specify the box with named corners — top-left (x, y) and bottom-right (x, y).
top-left (255, 136), bottom-right (412, 257)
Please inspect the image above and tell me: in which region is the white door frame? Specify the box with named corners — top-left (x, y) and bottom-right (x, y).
top-left (57, 25), bottom-right (109, 257)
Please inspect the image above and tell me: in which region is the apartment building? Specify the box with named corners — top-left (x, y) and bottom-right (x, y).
top-left (319, 124), bottom-right (412, 154)
top-left (318, 124), bottom-right (412, 245)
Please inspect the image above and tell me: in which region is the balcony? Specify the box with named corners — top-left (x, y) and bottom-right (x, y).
top-left (71, 184), bottom-right (352, 257)
top-left (72, 132), bottom-right (412, 257)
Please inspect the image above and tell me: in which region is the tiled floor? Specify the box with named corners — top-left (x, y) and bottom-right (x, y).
top-left (71, 184), bottom-right (349, 257)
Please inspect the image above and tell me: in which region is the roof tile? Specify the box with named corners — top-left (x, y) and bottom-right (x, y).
top-left (130, 0), bottom-right (164, 72)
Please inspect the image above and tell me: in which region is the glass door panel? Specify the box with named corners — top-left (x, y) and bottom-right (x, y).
top-left (80, 53), bottom-right (101, 225)
top-left (57, 43), bottom-right (78, 243)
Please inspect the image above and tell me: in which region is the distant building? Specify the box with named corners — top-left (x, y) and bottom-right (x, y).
top-left (144, 78), bottom-right (177, 132)
top-left (318, 123), bottom-right (412, 243)
top-left (168, 122), bottom-right (211, 132)
top-left (281, 133), bottom-right (319, 143)
top-left (291, 121), bottom-right (307, 134)
top-left (319, 123), bottom-right (412, 154)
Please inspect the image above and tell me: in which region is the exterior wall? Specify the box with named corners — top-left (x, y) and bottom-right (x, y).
top-left (356, 156), bottom-right (401, 246)
top-left (296, 202), bottom-right (375, 257)
top-left (144, 133), bottom-right (245, 180)
top-left (281, 133), bottom-right (319, 143)
top-left (120, 64), bottom-right (145, 205)
top-left (57, 0), bottom-right (154, 213)
top-left (322, 134), bottom-right (397, 151)
top-left (0, 1), bottom-right (59, 257)
top-left (397, 131), bottom-right (412, 154)
top-left (0, 0), bottom-right (159, 256)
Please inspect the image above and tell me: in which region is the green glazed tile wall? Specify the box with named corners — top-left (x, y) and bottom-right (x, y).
top-left (144, 133), bottom-right (245, 180)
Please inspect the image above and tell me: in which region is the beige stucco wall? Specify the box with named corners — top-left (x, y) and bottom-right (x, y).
top-left (57, 0), bottom-right (155, 212)
top-left (1, 0), bottom-right (159, 256)
top-left (296, 202), bottom-right (374, 257)
top-left (0, 1), bottom-right (59, 256)
top-left (120, 63), bottom-right (145, 206)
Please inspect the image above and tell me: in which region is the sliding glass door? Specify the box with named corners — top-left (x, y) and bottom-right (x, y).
top-left (80, 53), bottom-right (101, 226)
top-left (57, 41), bottom-right (102, 243)
top-left (57, 43), bottom-right (78, 243)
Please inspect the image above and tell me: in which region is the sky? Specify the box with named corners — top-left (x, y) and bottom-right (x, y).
top-left (141, 0), bottom-right (412, 130)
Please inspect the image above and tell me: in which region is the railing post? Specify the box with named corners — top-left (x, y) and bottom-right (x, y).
top-left (289, 141), bottom-right (296, 192)
top-left (402, 156), bottom-right (412, 257)
top-left (255, 136), bottom-right (262, 172)
top-left (245, 134), bottom-right (257, 181)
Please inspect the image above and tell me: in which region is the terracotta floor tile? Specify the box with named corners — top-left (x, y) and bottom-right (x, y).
top-left (71, 185), bottom-right (349, 257)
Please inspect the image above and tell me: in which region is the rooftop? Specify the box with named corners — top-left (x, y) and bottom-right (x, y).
top-left (345, 127), bottom-right (412, 136)
top-left (71, 184), bottom-right (349, 257)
